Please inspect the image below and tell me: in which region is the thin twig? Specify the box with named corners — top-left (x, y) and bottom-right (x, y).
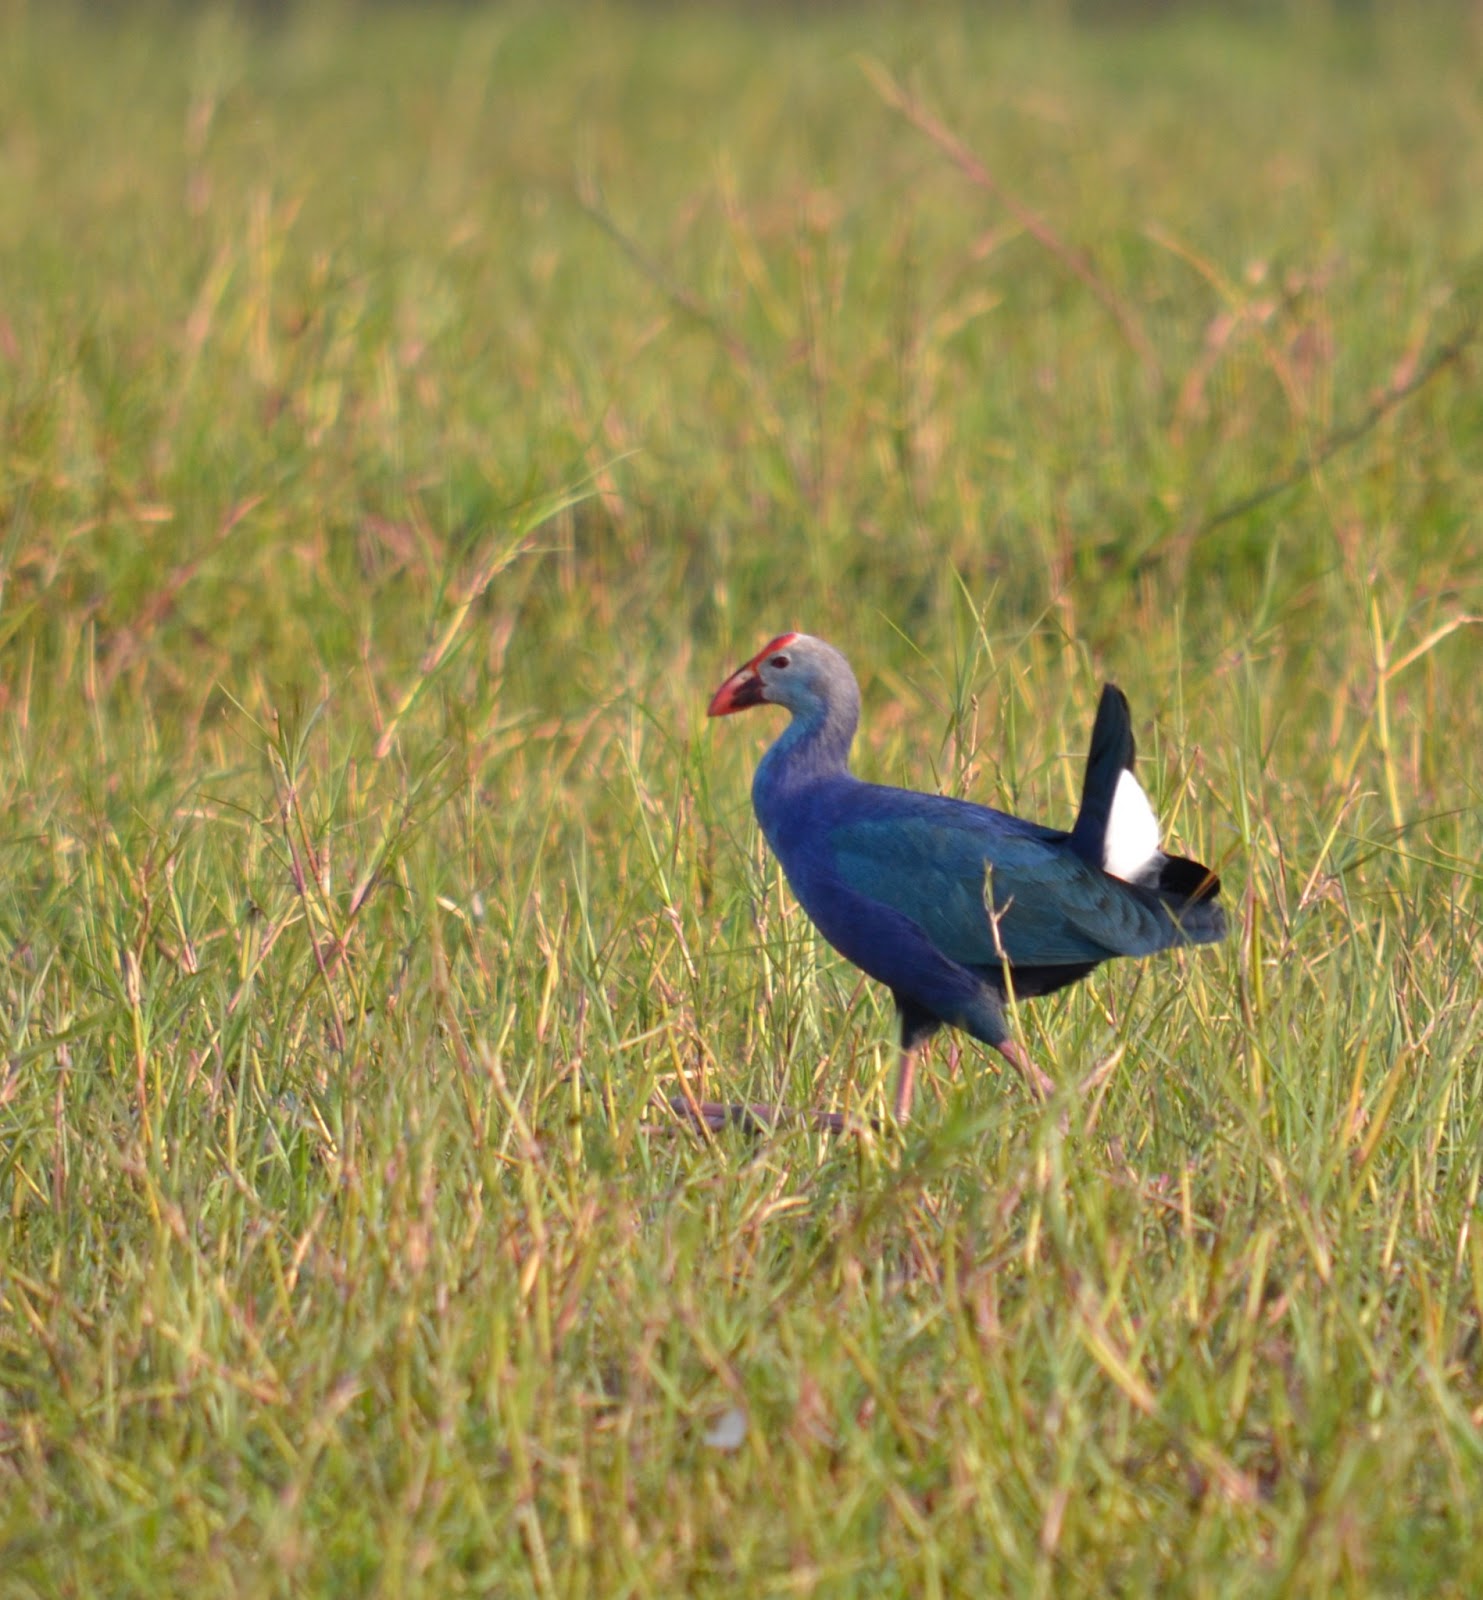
top-left (576, 186), bottom-right (758, 374)
top-left (575, 185), bottom-right (815, 502)
top-left (861, 58), bottom-right (1161, 384)
top-left (1195, 318), bottom-right (1478, 535)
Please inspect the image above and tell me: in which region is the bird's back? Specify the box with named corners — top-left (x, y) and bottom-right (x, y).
top-left (765, 773), bottom-right (1211, 974)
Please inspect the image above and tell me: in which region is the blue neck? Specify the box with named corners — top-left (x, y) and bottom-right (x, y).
top-left (752, 697), bottom-right (857, 848)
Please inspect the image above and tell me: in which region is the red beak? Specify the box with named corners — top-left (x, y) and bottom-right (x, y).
top-left (707, 663), bottom-right (766, 717)
top-left (708, 633), bottom-right (801, 718)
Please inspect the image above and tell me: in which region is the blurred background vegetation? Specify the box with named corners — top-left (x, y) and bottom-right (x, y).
top-left (2, 2), bottom-right (1482, 1594)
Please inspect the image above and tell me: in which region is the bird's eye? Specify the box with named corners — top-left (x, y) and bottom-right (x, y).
top-left (770, 654), bottom-right (791, 669)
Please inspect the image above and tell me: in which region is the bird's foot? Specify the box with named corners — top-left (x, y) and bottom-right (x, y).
top-left (662, 1097), bottom-right (873, 1137)
top-left (997, 1038), bottom-right (1056, 1102)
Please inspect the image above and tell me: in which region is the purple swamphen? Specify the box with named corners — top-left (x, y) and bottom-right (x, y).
top-left (708, 633), bottom-right (1225, 1121)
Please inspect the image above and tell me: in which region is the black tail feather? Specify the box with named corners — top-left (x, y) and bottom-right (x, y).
top-left (1069, 683), bottom-right (1134, 867)
top-left (1151, 852), bottom-right (1225, 943)
top-left (1072, 684), bottom-right (1225, 944)
top-left (1155, 852), bottom-right (1221, 903)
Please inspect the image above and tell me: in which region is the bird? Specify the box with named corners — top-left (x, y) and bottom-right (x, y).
top-left (707, 632), bottom-right (1225, 1122)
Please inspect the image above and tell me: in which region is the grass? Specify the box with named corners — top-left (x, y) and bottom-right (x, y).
top-left (2, 1), bottom-right (1482, 1593)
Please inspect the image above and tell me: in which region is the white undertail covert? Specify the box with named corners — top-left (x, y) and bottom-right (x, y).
top-left (1103, 768), bottom-right (1163, 882)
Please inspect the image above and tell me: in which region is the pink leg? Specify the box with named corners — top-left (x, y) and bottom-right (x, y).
top-left (997, 1038), bottom-right (1055, 1101)
top-left (893, 1048), bottom-right (919, 1122)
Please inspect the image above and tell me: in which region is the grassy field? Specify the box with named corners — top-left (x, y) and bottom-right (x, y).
top-left (2, 1), bottom-right (1482, 1593)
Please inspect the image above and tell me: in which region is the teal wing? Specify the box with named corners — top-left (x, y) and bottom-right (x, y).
top-left (828, 815), bottom-right (1177, 967)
